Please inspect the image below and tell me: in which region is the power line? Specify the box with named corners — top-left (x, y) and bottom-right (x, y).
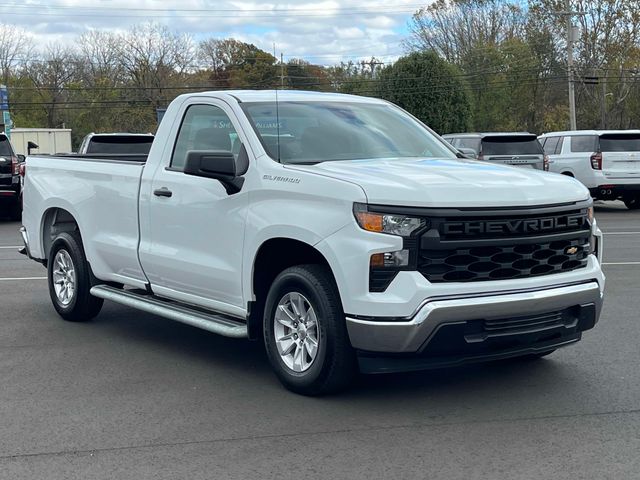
top-left (0, 3), bottom-right (420, 18)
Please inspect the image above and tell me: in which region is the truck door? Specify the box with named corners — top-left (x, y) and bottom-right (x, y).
top-left (138, 100), bottom-right (249, 318)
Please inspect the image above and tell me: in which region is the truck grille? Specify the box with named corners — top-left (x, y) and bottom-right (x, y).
top-left (415, 204), bottom-right (592, 283)
top-left (419, 238), bottom-right (589, 282)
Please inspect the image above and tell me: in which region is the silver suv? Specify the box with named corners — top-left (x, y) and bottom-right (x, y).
top-left (539, 130), bottom-right (640, 209)
top-left (443, 132), bottom-right (547, 170)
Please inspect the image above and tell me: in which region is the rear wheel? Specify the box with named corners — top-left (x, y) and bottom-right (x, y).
top-left (263, 265), bottom-right (356, 395)
top-left (48, 232), bottom-right (103, 322)
top-left (623, 195), bottom-right (640, 210)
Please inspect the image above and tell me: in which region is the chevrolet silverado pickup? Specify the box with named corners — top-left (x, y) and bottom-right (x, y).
top-left (21, 90), bottom-right (605, 395)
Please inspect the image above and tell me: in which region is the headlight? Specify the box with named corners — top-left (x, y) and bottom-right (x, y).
top-left (353, 203), bottom-right (427, 237)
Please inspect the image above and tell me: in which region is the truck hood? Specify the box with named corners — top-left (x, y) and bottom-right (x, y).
top-left (287, 158), bottom-right (589, 207)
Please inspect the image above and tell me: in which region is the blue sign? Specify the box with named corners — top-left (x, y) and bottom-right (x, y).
top-left (2, 111), bottom-right (11, 138)
top-left (0, 86), bottom-right (8, 110)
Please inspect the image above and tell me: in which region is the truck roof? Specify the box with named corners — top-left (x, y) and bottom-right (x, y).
top-left (540, 129), bottom-right (640, 137)
top-left (179, 89), bottom-right (389, 104)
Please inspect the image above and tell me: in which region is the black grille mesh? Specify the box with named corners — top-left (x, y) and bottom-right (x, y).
top-left (419, 238), bottom-right (589, 283)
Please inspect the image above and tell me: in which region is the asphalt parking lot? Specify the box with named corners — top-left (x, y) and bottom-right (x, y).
top-left (1, 202), bottom-right (639, 480)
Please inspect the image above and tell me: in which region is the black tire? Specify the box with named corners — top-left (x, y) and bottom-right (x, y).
top-left (263, 264), bottom-right (357, 395)
top-left (47, 231), bottom-right (103, 322)
top-left (624, 195), bottom-right (640, 210)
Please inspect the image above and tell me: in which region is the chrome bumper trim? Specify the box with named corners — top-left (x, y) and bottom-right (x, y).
top-left (346, 281), bottom-right (602, 353)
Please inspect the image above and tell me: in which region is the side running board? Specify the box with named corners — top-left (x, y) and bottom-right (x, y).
top-left (90, 285), bottom-right (248, 338)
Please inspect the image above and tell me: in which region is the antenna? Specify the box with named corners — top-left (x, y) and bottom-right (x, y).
top-left (273, 43), bottom-right (281, 162)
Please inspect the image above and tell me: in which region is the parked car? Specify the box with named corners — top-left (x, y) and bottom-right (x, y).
top-left (0, 133), bottom-right (24, 220)
top-left (78, 133), bottom-right (154, 155)
top-left (442, 132), bottom-right (548, 170)
top-left (539, 130), bottom-right (640, 209)
top-left (21, 91), bottom-right (604, 395)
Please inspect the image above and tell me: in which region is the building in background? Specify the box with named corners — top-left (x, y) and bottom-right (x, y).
top-left (9, 128), bottom-right (73, 155)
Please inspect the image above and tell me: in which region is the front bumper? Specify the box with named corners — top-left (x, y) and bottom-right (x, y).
top-left (346, 280), bottom-right (602, 371)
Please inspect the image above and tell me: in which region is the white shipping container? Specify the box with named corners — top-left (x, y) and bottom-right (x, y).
top-left (10, 128), bottom-right (73, 155)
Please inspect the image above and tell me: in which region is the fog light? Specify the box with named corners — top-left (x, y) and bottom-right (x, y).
top-left (371, 250), bottom-right (410, 268)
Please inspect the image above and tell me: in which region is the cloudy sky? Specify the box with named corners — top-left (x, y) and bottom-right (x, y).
top-left (2, 1), bottom-right (427, 65)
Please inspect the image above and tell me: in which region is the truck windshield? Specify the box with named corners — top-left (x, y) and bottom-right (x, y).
top-left (242, 101), bottom-right (456, 164)
top-left (86, 136), bottom-right (153, 154)
top-left (599, 134), bottom-right (640, 152)
top-left (0, 136), bottom-right (12, 156)
top-left (481, 136), bottom-right (543, 155)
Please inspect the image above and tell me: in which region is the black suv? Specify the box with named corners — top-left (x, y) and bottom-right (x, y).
top-left (0, 133), bottom-right (23, 220)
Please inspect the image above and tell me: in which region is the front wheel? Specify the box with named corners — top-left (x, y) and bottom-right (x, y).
top-left (263, 265), bottom-right (356, 395)
top-left (624, 195), bottom-right (640, 210)
top-left (48, 232), bottom-right (103, 322)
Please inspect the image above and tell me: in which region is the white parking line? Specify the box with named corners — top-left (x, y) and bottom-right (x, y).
top-left (0, 246), bottom-right (21, 249)
top-left (602, 262), bottom-right (640, 265)
top-left (0, 277), bottom-right (46, 281)
top-left (602, 232), bottom-right (640, 235)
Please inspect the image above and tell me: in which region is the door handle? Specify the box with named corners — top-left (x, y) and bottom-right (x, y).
top-left (153, 187), bottom-right (173, 198)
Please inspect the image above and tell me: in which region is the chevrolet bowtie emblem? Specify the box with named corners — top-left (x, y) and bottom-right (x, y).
top-left (565, 246), bottom-right (579, 255)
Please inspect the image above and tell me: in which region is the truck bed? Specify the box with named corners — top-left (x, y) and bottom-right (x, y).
top-left (39, 153), bottom-right (148, 164)
top-left (23, 154), bottom-right (148, 287)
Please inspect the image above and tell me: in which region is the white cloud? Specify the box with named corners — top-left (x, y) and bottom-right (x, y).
top-left (1, 0), bottom-right (425, 65)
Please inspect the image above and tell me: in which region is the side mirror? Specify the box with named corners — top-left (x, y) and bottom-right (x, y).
top-left (17, 154), bottom-right (26, 162)
top-left (27, 141), bottom-right (39, 155)
top-left (458, 147), bottom-right (477, 159)
top-left (184, 150), bottom-right (237, 178)
top-left (183, 147), bottom-right (248, 195)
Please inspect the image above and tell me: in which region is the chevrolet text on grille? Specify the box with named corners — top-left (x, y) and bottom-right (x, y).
top-left (442, 214), bottom-right (587, 235)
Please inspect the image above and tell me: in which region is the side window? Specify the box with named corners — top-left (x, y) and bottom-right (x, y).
top-left (459, 138), bottom-right (481, 152)
top-left (170, 104), bottom-right (238, 170)
top-left (570, 135), bottom-right (597, 153)
top-left (543, 137), bottom-right (560, 155)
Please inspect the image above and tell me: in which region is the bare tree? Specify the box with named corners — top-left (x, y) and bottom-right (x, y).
top-left (26, 44), bottom-right (80, 128)
top-left (0, 23), bottom-right (34, 84)
top-left (118, 23), bottom-right (196, 109)
top-left (78, 30), bottom-right (124, 87)
top-left (405, 0), bottom-right (526, 64)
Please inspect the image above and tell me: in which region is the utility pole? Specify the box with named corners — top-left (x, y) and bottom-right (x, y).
top-left (552, 2), bottom-right (584, 130)
top-left (601, 71), bottom-right (607, 129)
top-left (362, 59), bottom-right (384, 79)
top-left (566, 0), bottom-right (577, 130)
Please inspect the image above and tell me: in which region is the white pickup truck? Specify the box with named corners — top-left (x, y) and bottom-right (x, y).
top-left (21, 91), bottom-right (605, 395)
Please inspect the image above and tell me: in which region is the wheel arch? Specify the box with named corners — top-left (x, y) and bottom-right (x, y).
top-left (40, 207), bottom-right (81, 262)
top-left (247, 237), bottom-right (340, 340)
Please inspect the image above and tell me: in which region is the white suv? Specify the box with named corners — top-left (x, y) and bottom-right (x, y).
top-left (539, 130), bottom-right (640, 209)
